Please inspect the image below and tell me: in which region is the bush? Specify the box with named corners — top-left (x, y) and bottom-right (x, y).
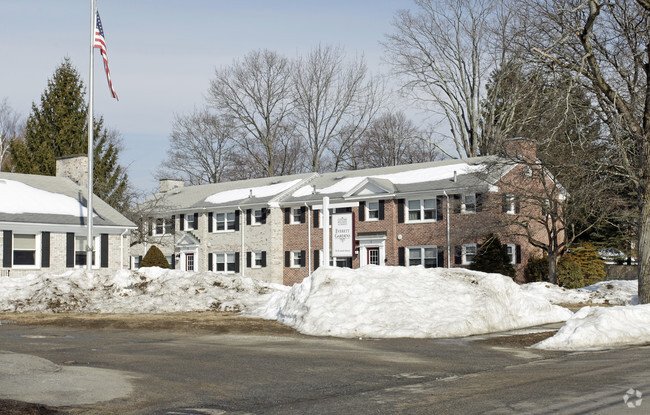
top-left (469, 234), bottom-right (515, 278)
top-left (525, 255), bottom-right (548, 283)
top-left (557, 255), bottom-right (584, 289)
top-left (140, 245), bottom-right (171, 268)
top-left (567, 242), bottom-right (606, 285)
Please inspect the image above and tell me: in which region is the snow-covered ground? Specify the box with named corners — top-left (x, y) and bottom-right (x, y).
top-left (0, 266), bottom-right (647, 351)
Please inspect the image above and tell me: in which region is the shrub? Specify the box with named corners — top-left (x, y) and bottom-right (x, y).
top-left (567, 242), bottom-right (606, 285)
top-left (140, 245), bottom-right (171, 268)
top-left (469, 234), bottom-right (515, 278)
top-left (525, 255), bottom-right (549, 283)
top-left (557, 255), bottom-right (584, 289)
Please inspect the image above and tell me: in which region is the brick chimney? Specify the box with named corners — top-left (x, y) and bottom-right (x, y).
top-left (503, 138), bottom-right (537, 162)
top-left (159, 179), bottom-right (185, 193)
top-left (56, 154), bottom-right (88, 187)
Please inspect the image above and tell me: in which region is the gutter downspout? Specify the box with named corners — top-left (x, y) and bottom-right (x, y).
top-left (238, 206), bottom-right (245, 278)
top-left (306, 203), bottom-right (311, 275)
top-left (443, 191), bottom-right (451, 268)
top-left (120, 228), bottom-right (128, 269)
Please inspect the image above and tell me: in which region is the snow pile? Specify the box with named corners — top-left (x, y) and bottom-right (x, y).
top-left (521, 280), bottom-right (638, 306)
top-left (0, 268), bottom-right (283, 313)
top-left (0, 179), bottom-right (88, 216)
top-left (533, 305), bottom-right (650, 350)
top-left (249, 266), bottom-right (572, 338)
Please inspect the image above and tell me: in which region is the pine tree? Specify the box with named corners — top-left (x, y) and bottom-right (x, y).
top-left (9, 58), bottom-right (129, 211)
top-left (140, 245), bottom-right (171, 269)
top-left (469, 234), bottom-right (515, 279)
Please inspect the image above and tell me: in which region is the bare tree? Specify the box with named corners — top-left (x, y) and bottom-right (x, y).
top-left (158, 109), bottom-right (236, 185)
top-left (384, 0), bottom-right (501, 158)
top-left (0, 98), bottom-right (22, 171)
top-left (514, 0), bottom-right (650, 301)
top-left (208, 49), bottom-right (298, 177)
top-left (352, 111), bottom-right (440, 169)
top-left (293, 45), bottom-right (381, 172)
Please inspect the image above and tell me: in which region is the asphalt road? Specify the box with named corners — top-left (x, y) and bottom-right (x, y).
top-left (1, 323), bottom-right (649, 414)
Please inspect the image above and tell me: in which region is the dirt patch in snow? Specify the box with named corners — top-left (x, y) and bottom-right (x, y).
top-left (479, 331), bottom-right (557, 347)
top-left (0, 312), bottom-right (298, 336)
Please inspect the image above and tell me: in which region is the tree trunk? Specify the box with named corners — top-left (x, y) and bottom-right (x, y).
top-left (638, 185), bottom-right (650, 304)
top-left (548, 250), bottom-right (558, 285)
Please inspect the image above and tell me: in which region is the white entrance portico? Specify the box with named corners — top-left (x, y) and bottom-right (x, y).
top-left (176, 233), bottom-right (200, 272)
top-left (356, 232), bottom-right (386, 266)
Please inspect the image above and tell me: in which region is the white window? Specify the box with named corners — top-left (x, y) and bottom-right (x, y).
top-left (75, 235), bottom-right (100, 268)
top-left (215, 212), bottom-right (236, 232)
top-left (463, 244), bottom-right (477, 265)
top-left (406, 198), bottom-right (436, 223)
top-left (185, 214), bottom-right (197, 230)
top-left (366, 201), bottom-right (380, 221)
top-left (463, 194), bottom-right (477, 214)
top-left (215, 253), bottom-right (236, 273)
top-left (291, 207), bottom-right (302, 224)
top-left (407, 246), bottom-right (438, 268)
top-left (131, 255), bottom-right (142, 269)
top-left (13, 234), bottom-right (39, 267)
top-left (504, 194), bottom-right (515, 214)
top-left (291, 250), bottom-right (302, 268)
top-left (506, 244), bottom-right (516, 265)
top-left (252, 209), bottom-right (264, 225)
top-left (252, 251), bottom-right (263, 268)
top-left (154, 217), bottom-right (173, 235)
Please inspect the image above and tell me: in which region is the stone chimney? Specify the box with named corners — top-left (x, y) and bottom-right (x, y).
top-left (56, 154), bottom-right (88, 187)
top-left (159, 179), bottom-right (185, 193)
top-left (503, 138), bottom-right (537, 162)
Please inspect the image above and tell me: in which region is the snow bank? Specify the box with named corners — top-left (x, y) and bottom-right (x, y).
top-left (0, 268), bottom-right (283, 313)
top-left (521, 280), bottom-right (638, 306)
top-left (533, 304), bottom-right (650, 350)
top-left (249, 266), bottom-right (572, 338)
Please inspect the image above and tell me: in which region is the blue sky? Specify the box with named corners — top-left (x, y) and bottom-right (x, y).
top-left (1, 0), bottom-right (413, 193)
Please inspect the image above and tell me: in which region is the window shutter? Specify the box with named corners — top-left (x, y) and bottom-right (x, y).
top-left (314, 250), bottom-right (320, 270)
top-left (208, 213), bottom-right (213, 232)
top-left (246, 251), bottom-right (252, 268)
top-left (208, 253), bottom-right (213, 271)
top-left (502, 195), bottom-right (508, 213)
top-left (285, 251), bottom-right (290, 267)
top-left (284, 208), bottom-right (291, 224)
top-left (193, 213), bottom-right (199, 230)
top-left (246, 209), bottom-right (251, 225)
top-left (261, 208), bottom-right (267, 224)
top-left (516, 245), bottom-right (522, 264)
top-left (476, 194), bottom-right (484, 212)
top-left (359, 201), bottom-right (366, 221)
top-left (100, 233), bottom-right (109, 268)
top-left (261, 251), bottom-right (267, 267)
top-left (379, 200), bottom-right (385, 220)
top-left (454, 246), bottom-right (462, 265)
top-left (3, 230), bottom-right (12, 268)
top-left (437, 248), bottom-right (444, 268)
top-left (147, 219), bottom-right (153, 236)
top-left (41, 232), bottom-right (50, 268)
top-left (436, 196), bottom-right (443, 221)
top-left (171, 215), bottom-right (176, 231)
top-left (397, 199), bottom-right (405, 223)
top-left (515, 198), bottom-right (521, 214)
top-left (300, 206), bottom-right (306, 223)
top-left (313, 210), bottom-right (320, 228)
top-left (398, 247), bottom-right (405, 266)
top-left (180, 214), bottom-right (185, 231)
top-left (234, 210), bottom-right (240, 231)
top-left (453, 195), bottom-right (461, 214)
top-left (66, 232), bottom-right (75, 268)
top-left (234, 252), bottom-right (240, 273)
top-left (300, 250), bottom-right (306, 267)
top-left (171, 253), bottom-right (176, 269)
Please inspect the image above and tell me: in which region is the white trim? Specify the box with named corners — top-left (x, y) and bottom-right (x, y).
top-left (213, 211), bottom-right (237, 232)
top-left (10, 233), bottom-right (41, 269)
top-left (214, 252), bottom-right (237, 274)
top-left (406, 245), bottom-right (438, 268)
top-left (290, 250), bottom-right (302, 268)
top-left (462, 244), bottom-right (477, 265)
top-left (405, 197), bottom-right (437, 223)
top-left (312, 201), bottom-right (359, 210)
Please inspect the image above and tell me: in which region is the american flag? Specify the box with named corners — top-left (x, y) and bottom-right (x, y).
top-left (94, 11), bottom-right (118, 100)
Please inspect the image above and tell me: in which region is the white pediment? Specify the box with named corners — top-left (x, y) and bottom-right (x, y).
top-left (343, 178), bottom-right (394, 198)
top-left (176, 232), bottom-right (200, 247)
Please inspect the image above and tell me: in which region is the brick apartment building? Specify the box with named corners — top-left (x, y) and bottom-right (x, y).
top-left (133, 138), bottom-right (561, 284)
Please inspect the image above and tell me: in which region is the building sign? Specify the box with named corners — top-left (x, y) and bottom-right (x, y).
top-left (332, 213), bottom-right (354, 257)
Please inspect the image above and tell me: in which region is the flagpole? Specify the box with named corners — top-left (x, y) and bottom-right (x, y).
top-left (87, 0), bottom-right (96, 272)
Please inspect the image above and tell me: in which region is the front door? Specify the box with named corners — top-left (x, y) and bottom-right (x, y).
top-left (185, 253), bottom-right (194, 271)
top-left (367, 247), bottom-right (380, 265)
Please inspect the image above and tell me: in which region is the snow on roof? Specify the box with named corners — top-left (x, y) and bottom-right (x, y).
top-left (205, 179), bottom-right (302, 205)
top-left (0, 178), bottom-right (88, 217)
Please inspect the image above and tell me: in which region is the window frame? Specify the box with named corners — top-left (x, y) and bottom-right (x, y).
top-left (214, 252), bottom-right (237, 274)
top-left (74, 235), bottom-right (100, 268)
top-left (366, 201), bottom-right (380, 221)
top-left (252, 209), bottom-right (264, 226)
top-left (463, 194), bottom-right (477, 214)
top-left (407, 245), bottom-right (438, 268)
top-left (504, 194), bottom-right (515, 215)
top-left (291, 250), bottom-right (302, 268)
top-left (462, 244), bottom-right (477, 265)
top-left (252, 250), bottom-right (264, 268)
top-left (290, 207), bottom-right (302, 225)
top-left (153, 217), bottom-right (174, 236)
top-left (214, 211), bottom-right (236, 232)
top-left (185, 213), bottom-right (197, 230)
top-left (12, 233), bottom-right (40, 268)
top-left (505, 243), bottom-right (516, 265)
top-left (405, 197), bottom-right (437, 223)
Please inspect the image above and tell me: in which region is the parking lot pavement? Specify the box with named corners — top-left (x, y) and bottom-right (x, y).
top-left (1, 318), bottom-right (649, 414)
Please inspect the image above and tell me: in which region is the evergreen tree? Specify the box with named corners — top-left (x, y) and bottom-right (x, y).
top-left (140, 245), bottom-right (171, 269)
top-left (469, 234), bottom-right (515, 279)
top-left (9, 58), bottom-right (129, 211)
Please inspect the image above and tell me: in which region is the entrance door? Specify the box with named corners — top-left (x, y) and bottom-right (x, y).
top-left (367, 247), bottom-right (380, 265)
top-left (185, 253), bottom-right (194, 271)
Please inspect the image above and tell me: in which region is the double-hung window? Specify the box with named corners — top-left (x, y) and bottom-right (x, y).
top-left (154, 217), bottom-right (173, 235)
top-left (408, 246), bottom-right (437, 268)
top-left (291, 250), bottom-right (302, 268)
top-left (464, 194), bottom-right (477, 213)
top-left (13, 234), bottom-right (37, 266)
top-left (252, 209), bottom-right (264, 225)
top-left (463, 244), bottom-right (477, 264)
top-left (291, 208), bottom-right (302, 224)
top-left (407, 198), bottom-right (436, 222)
top-left (215, 253), bottom-right (236, 273)
top-left (505, 244), bottom-right (516, 265)
top-left (252, 251), bottom-right (264, 268)
top-left (185, 213), bottom-right (197, 230)
top-left (367, 201), bottom-right (380, 221)
top-left (215, 212), bottom-right (236, 232)
top-left (75, 235), bottom-right (99, 267)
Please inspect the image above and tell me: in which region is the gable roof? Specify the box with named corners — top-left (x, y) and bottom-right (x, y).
top-left (0, 172), bottom-right (135, 228)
